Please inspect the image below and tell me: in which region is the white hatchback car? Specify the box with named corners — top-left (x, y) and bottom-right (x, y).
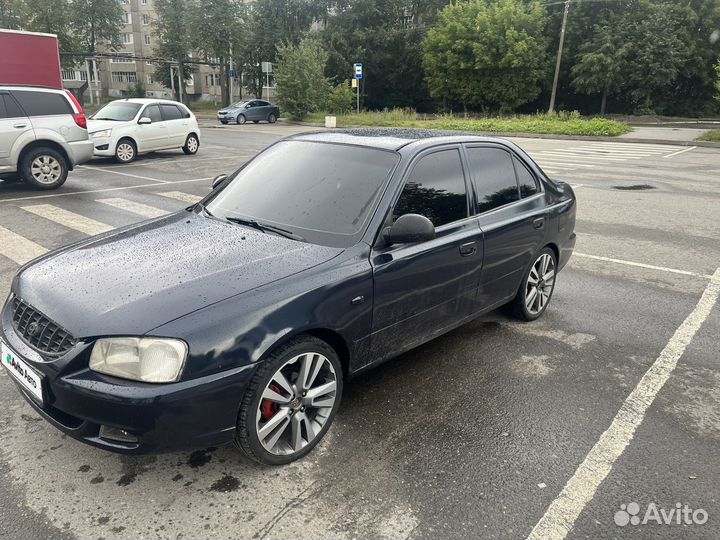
top-left (87, 98), bottom-right (200, 163)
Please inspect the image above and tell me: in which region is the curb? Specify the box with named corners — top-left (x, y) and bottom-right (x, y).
top-left (285, 121), bottom-right (720, 149)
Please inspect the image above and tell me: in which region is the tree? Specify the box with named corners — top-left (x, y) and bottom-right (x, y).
top-left (274, 37), bottom-right (331, 119)
top-left (0, 0), bottom-right (24, 29)
top-left (13, 0), bottom-right (80, 59)
top-left (327, 81), bottom-right (354, 114)
top-left (70, 0), bottom-right (124, 54)
top-left (152, 0), bottom-right (192, 103)
top-left (715, 61), bottom-right (720, 102)
top-left (423, 0), bottom-right (549, 113)
top-left (571, 17), bottom-right (628, 114)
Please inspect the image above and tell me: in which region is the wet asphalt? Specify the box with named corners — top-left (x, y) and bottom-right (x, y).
top-left (0, 123), bottom-right (719, 540)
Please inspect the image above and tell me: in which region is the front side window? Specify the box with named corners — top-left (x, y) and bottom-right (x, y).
top-left (11, 91), bottom-right (71, 117)
top-left (92, 101), bottom-right (142, 121)
top-left (143, 105), bottom-right (162, 122)
top-left (206, 141), bottom-right (400, 247)
top-left (394, 149), bottom-right (468, 227)
top-left (466, 147), bottom-right (520, 213)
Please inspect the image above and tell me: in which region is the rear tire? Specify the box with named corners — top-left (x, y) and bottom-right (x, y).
top-left (267, 113), bottom-right (277, 124)
top-left (507, 247), bottom-right (557, 321)
top-left (114, 138), bottom-right (137, 163)
top-left (182, 133), bottom-right (200, 155)
top-left (234, 336), bottom-right (343, 465)
top-left (20, 147), bottom-right (68, 190)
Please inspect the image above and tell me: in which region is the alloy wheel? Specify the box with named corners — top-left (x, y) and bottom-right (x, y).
top-left (525, 253), bottom-right (556, 315)
top-left (116, 142), bottom-right (135, 162)
top-left (255, 352), bottom-right (337, 456)
top-left (30, 155), bottom-right (62, 185)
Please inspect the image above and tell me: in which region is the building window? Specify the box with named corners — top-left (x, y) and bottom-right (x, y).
top-left (142, 14), bottom-right (149, 25)
top-left (141, 0), bottom-right (147, 4)
top-left (147, 73), bottom-right (154, 84)
top-left (110, 54), bottom-right (135, 63)
top-left (205, 73), bottom-right (220, 86)
top-left (122, 12), bottom-right (131, 24)
top-left (111, 71), bottom-right (138, 83)
top-left (144, 34), bottom-right (151, 45)
top-left (121, 33), bottom-right (133, 45)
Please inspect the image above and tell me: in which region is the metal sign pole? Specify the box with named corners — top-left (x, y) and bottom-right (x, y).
top-left (85, 59), bottom-right (94, 106)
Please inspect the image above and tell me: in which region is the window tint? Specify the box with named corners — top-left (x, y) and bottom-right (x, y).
top-left (144, 105), bottom-right (162, 122)
top-left (160, 104), bottom-right (182, 120)
top-left (206, 141), bottom-right (400, 248)
top-left (513, 155), bottom-right (539, 198)
top-left (394, 149), bottom-right (468, 227)
top-left (3, 95), bottom-right (24, 118)
top-left (466, 147), bottom-right (520, 213)
top-left (11, 90), bottom-right (71, 116)
top-left (0, 95), bottom-right (6, 119)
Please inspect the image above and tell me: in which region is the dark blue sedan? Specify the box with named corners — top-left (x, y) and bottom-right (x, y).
top-left (1, 130), bottom-right (576, 465)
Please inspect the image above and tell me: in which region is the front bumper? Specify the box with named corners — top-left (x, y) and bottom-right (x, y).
top-left (67, 139), bottom-right (94, 166)
top-left (1, 298), bottom-right (256, 454)
top-left (91, 136), bottom-right (115, 157)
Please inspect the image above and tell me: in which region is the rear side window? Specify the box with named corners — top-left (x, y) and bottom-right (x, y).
top-left (160, 104), bottom-right (182, 120)
top-left (2, 95), bottom-right (27, 118)
top-left (513, 155), bottom-right (539, 198)
top-left (466, 147), bottom-right (520, 213)
top-left (11, 90), bottom-right (72, 116)
top-left (394, 149), bottom-right (468, 227)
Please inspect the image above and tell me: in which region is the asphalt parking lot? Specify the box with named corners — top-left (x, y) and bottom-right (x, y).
top-left (1, 122), bottom-right (719, 540)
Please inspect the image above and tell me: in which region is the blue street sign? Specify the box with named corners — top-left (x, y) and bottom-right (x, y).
top-left (354, 63), bottom-right (363, 79)
top-left (229, 69), bottom-right (237, 78)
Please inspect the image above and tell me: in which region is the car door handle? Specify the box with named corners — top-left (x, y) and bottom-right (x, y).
top-left (13, 123), bottom-right (27, 128)
top-left (533, 217), bottom-right (545, 229)
top-left (459, 242), bottom-right (477, 256)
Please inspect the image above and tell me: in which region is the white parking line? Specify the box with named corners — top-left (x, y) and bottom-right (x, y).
top-left (573, 252), bottom-right (713, 279)
top-left (77, 164), bottom-right (170, 183)
top-left (535, 160), bottom-right (595, 168)
top-left (93, 154), bottom-right (254, 169)
top-left (97, 198), bottom-right (169, 218)
top-left (0, 177), bottom-right (213, 203)
top-left (663, 146), bottom-right (697, 159)
top-left (155, 191), bottom-right (203, 204)
top-left (0, 226), bottom-right (48, 264)
top-left (527, 267), bottom-right (720, 540)
top-left (21, 204), bottom-right (114, 235)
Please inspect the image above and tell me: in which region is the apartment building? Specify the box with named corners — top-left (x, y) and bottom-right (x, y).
top-left (62, 0), bottom-right (247, 104)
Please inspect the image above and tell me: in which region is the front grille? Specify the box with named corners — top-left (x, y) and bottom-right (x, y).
top-left (11, 297), bottom-right (76, 356)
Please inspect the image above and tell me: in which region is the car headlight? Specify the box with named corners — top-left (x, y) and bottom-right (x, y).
top-left (89, 337), bottom-right (188, 383)
top-left (91, 129), bottom-right (112, 139)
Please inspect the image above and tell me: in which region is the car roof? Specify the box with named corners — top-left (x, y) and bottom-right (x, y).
top-left (0, 85), bottom-right (67, 94)
top-left (107, 98), bottom-right (187, 106)
top-left (290, 128), bottom-right (514, 152)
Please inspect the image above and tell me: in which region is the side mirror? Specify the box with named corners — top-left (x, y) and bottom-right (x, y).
top-left (384, 213), bottom-right (435, 244)
top-left (138, 117), bottom-right (152, 125)
top-left (212, 174), bottom-right (228, 190)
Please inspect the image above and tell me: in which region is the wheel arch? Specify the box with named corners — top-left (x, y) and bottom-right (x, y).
top-left (19, 140), bottom-right (73, 171)
top-left (544, 242), bottom-right (560, 263)
top-left (257, 328), bottom-right (350, 379)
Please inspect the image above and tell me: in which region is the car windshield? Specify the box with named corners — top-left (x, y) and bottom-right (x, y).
top-left (230, 101), bottom-right (248, 108)
top-left (205, 141), bottom-right (400, 248)
top-left (92, 102), bottom-right (143, 121)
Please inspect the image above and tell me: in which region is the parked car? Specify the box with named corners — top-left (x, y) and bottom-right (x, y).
top-left (87, 98), bottom-right (200, 163)
top-left (0, 86), bottom-right (92, 190)
top-left (217, 100), bottom-right (280, 124)
top-left (1, 130), bottom-right (576, 465)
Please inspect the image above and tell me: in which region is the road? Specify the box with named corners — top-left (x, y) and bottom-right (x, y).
top-left (1, 123), bottom-right (719, 540)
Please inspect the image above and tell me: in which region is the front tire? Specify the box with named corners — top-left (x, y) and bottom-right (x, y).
top-left (235, 336), bottom-right (343, 465)
top-left (182, 133), bottom-right (199, 155)
top-left (507, 247), bottom-right (557, 321)
top-left (20, 147), bottom-right (68, 190)
top-left (237, 114), bottom-right (246, 125)
top-left (114, 138), bottom-right (137, 163)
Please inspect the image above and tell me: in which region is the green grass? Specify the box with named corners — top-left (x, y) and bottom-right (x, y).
top-left (305, 109), bottom-right (632, 137)
top-left (696, 130), bottom-right (720, 142)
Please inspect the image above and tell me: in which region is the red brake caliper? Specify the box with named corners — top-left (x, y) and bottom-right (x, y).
top-left (261, 383), bottom-right (282, 420)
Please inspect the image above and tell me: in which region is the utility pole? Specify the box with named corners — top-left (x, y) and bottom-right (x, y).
top-left (548, 0), bottom-right (570, 114)
top-left (229, 41), bottom-right (234, 104)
